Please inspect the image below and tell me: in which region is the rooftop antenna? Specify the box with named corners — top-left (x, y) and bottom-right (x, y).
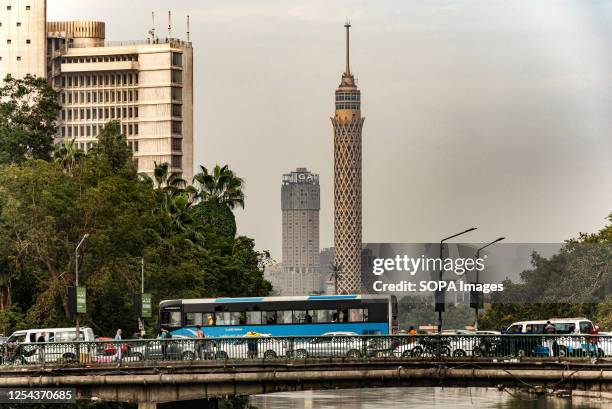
top-left (186, 15), bottom-right (190, 42)
top-left (148, 11), bottom-right (156, 41)
top-left (344, 19), bottom-right (351, 76)
top-left (168, 10), bottom-right (172, 38)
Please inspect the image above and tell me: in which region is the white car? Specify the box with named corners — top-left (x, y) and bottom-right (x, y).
top-left (213, 335), bottom-right (288, 359)
top-left (291, 332), bottom-right (363, 359)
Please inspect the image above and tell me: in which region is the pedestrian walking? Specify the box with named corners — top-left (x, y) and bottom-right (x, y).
top-left (114, 329), bottom-right (123, 363)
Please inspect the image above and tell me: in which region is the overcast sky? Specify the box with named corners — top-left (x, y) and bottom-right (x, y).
top-left (49, 0), bottom-right (612, 261)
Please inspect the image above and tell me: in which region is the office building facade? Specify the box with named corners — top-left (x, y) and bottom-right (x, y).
top-left (281, 168), bottom-right (321, 295)
top-left (0, 1), bottom-right (194, 180)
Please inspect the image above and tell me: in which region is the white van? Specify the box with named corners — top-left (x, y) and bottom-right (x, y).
top-left (505, 318), bottom-right (597, 357)
top-left (5, 327), bottom-right (95, 364)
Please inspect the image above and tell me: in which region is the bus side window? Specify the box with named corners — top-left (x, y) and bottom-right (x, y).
top-left (349, 308), bottom-right (367, 322)
top-left (580, 321), bottom-right (593, 334)
top-left (264, 311), bottom-right (277, 324)
top-left (203, 313), bottom-right (215, 326)
top-left (339, 309), bottom-right (349, 323)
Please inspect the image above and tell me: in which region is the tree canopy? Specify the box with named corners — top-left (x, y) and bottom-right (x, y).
top-left (0, 120), bottom-right (271, 336)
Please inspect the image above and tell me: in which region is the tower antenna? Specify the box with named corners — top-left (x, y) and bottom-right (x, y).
top-left (168, 10), bottom-right (172, 38)
top-left (186, 15), bottom-right (190, 42)
top-left (149, 11), bottom-right (156, 42)
top-left (344, 20), bottom-right (351, 76)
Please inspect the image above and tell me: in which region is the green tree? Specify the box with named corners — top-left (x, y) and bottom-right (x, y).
top-left (53, 138), bottom-right (84, 175)
top-left (0, 74), bottom-right (60, 164)
top-left (479, 214), bottom-right (612, 331)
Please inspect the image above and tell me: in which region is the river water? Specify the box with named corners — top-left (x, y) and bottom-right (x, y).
top-left (250, 388), bottom-right (609, 409)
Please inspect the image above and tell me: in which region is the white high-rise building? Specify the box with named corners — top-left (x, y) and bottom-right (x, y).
top-left (0, 1), bottom-right (194, 180)
top-left (0, 0), bottom-right (47, 79)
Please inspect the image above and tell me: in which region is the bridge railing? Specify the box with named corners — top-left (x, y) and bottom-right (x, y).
top-left (0, 334), bottom-right (610, 366)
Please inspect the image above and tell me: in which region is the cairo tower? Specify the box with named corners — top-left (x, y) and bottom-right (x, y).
top-left (332, 23), bottom-right (364, 294)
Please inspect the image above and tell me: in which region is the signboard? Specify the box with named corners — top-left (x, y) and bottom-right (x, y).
top-left (76, 286), bottom-right (86, 314)
top-left (141, 293), bottom-right (152, 318)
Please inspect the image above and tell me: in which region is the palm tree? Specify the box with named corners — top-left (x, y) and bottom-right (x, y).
top-left (53, 139), bottom-right (84, 174)
top-left (192, 165), bottom-right (245, 209)
top-left (153, 161), bottom-right (187, 195)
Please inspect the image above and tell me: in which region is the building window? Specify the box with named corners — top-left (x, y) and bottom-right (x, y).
top-left (7, 40), bottom-right (12, 44)
top-left (171, 87), bottom-right (182, 101)
top-left (26, 39), bottom-right (30, 44)
top-left (26, 6), bottom-right (31, 10)
top-left (171, 121), bottom-right (182, 134)
top-left (16, 22), bottom-right (21, 27)
top-left (172, 138), bottom-right (182, 151)
top-left (7, 6), bottom-right (12, 11)
top-left (134, 140), bottom-right (139, 152)
top-left (172, 104), bottom-right (182, 117)
top-left (171, 52), bottom-right (183, 67)
top-left (171, 70), bottom-right (182, 84)
top-left (16, 56), bottom-right (21, 61)
top-left (171, 155), bottom-right (182, 169)
top-left (134, 124), bottom-right (138, 135)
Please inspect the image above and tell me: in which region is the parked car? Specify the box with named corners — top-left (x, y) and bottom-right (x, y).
top-left (213, 334), bottom-right (288, 359)
top-left (131, 335), bottom-right (197, 361)
top-left (290, 332), bottom-right (363, 358)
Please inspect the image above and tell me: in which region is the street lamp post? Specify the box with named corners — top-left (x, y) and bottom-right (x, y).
top-left (473, 237), bottom-right (505, 331)
top-left (75, 233), bottom-right (89, 341)
top-left (437, 227), bottom-right (477, 334)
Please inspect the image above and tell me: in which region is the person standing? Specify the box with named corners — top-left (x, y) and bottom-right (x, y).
top-left (114, 329), bottom-right (123, 362)
top-left (195, 325), bottom-right (205, 359)
top-left (588, 325), bottom-right (600, 357)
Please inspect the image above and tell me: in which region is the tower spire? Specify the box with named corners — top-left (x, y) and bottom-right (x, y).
top-left (344, 21), bottom-right (351, 76)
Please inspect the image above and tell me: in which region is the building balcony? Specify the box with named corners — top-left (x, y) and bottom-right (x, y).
top-left (61, 61), bottom-right (139, 73)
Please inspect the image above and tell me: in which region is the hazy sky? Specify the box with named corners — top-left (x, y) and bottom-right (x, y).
top-left (49, 0), bottom-right (612, 261)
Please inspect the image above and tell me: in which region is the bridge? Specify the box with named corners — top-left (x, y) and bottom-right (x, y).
top-left (1, 335), bottom-right (611, 408)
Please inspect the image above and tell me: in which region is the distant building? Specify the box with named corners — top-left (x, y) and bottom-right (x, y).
top-left (263, 263), bottom-right (283, 295)
top-left (281, 168), bottom-right (320, 295)
top-left (0, 1), bottom-right (194, 180)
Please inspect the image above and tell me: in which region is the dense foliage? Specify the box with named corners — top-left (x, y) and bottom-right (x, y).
top-left (0, 118), bottom-right (271, 337)
top-left (0, 75), bottom-right (60, 164)
top-left (479, 216), bottom-right (612, 330)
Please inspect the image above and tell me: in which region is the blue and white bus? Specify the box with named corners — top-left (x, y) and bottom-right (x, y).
top-left (159, 295), bottom-right (398, 337)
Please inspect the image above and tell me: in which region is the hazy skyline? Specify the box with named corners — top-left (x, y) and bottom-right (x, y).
top-left (48, 0), bottom-right (612, 261)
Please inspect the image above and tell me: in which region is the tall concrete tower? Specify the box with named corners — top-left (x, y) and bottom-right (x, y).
top-left (281, 168), bottom-right (321, 295)
top-left (332, 23), bottom-right (364, 294)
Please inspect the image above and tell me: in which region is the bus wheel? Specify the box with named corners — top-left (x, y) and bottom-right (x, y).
top-left (401, 349), bottom-right (412, 358)
top-left (452, 349), bottom-right (466, 357)
top-left (182, 351), bottom-right (195, 361)
top-left (264, 350), bottom-right (277, 359)
top-left (294, 349), bottom-right (308, 359)
top-left (557, 345), bottom-right (567, 357)
top-left (215, 351), bottom-right (228, 360)
top-left (346, 349), bottom-right (361, 358)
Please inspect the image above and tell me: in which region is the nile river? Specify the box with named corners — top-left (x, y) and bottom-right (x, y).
top-left (250, 388), bottom-right (609, 408)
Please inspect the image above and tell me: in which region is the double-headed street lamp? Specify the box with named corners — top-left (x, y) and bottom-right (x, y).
top-left (437, 227), bottom-right (477, 334)
top-left (473, 237), bottom-right (505, 331)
